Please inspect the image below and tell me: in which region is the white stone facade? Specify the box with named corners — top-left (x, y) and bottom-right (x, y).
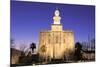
top-left (38, 9), bottom-right (74, 60)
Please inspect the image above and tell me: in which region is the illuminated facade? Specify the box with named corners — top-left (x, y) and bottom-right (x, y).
top-left (38, 9), bottom-right (74, 60)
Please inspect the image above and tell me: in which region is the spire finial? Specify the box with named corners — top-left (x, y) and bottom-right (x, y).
top-left (56, 7), bottom-right (58, 10)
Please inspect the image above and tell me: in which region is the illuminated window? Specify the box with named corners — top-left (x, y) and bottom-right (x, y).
top-left (48, 34), bottom-right (51, 44)
top-left (56, 36), bottom-right (58, 43)
top-left (63, 35), bottom-right (65, 43)
top-left (48, 39), bottom-right (50, 44)
top-left (64, 38), bottom-right (65, 43)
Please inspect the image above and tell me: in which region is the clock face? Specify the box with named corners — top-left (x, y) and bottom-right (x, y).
top-left (55, 10), bottom-right (60, 16)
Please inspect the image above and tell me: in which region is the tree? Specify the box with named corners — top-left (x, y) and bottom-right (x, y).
top-left (30, 42), bottom-right (36, 53)
top-left (90, 38), bottom-right (95, 50)
top-left (75, 42), bottom-right (82, 50)
top-left (18, 43), bottom-right (35, 65)
top-left (74, 42), bottom-right (82, 61)
top-left (19, 44), bottom-right (27, 56)
top-left (19, 44), bottom-right (27, 52)
top-left (18, 42), bottom-right (37, 65)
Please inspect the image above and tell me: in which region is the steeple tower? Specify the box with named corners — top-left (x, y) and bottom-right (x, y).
top-left (51, 9), bottom-right (62, 31)
top-left (53, 9), bottom-right (61, 24)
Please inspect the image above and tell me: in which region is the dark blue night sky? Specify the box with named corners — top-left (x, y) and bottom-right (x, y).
top-left (11, 1), bottom-right (95, 48)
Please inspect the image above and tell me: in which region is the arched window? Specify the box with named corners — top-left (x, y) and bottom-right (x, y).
top-left (64, 38), bottom-right (65, 43)
top-left (56, 36), bottom-right (58, 43)
top-left (48, 34), bottom-right (51, 44)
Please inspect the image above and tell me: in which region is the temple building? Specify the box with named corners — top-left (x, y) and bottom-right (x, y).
top-left (38, 9), bottom-right (74, 60)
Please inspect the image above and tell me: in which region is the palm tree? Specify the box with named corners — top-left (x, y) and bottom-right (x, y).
top-left (30, 42), bottom-right (36, 53)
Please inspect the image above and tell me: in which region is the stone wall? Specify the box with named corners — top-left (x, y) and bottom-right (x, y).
top-left (38, 30), bottom-right (74, 60)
